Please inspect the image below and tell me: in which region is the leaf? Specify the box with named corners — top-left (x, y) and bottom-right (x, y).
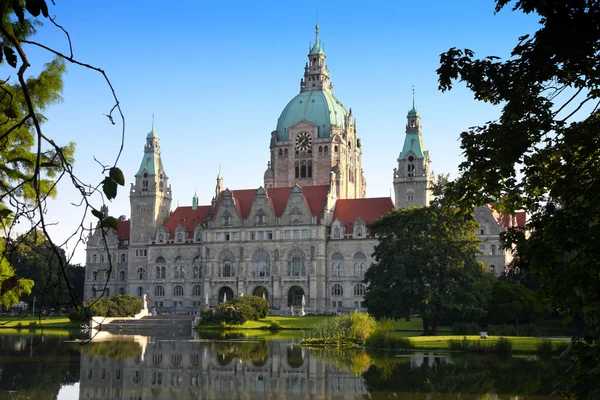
top-left (109, 167), bottom-right (125, 186)
top-left (25, 0), bottom-right (41, 16)
top-left (101, 216), bottom-right (118, 230)
top-left (3, 46), bottom-right (17, 68)
top-left (3, 107), bottom-right (18, 119)
top-left (12, 0), bottom-right (25, 23)
top-left (102, 177), bottom-right (117, 200)
top-left (0, 208), bottom-right (13, 219)
top-left (91, 209), bottom-right (103, 219)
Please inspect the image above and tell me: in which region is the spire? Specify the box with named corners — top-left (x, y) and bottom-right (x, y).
top-left (408, 86), bottom-right (419, 117)
top-left (215, 165), bottom-right (224, 199)
top-left (192, 189), bottom-right (199, 210)
top-left (217, 164), bottom-right (223, 180)
top-left (309, 24), bottom-right (325, 55)
top-left (303, 25), bottom-right (331, 93)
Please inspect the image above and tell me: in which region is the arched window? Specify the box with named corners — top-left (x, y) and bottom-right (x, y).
top-left (354, 252), bottom-right (367, 277)
top-left (300, 161), bottom-right (307, 178)
top-left (491, 244), bottom-right (497, 255)
top-left (193, 256), bottom-right (202, 278)
top-left (100, 254), bottom-right (105, 263)
top-left (137, 268), bottom-right (146, 280)
top-left (176, 233), bottom-right (183, 243)
top-left (408, 163), bottom-right (415, 177)
top-left (334, 145), bottom-right (338, 153)
top-left (295, 161), bottom-right (299, 179)
top-left (356, 227), bottom-right (363, 237)
top-left (155, 286), bottom-right (164, 296)
top-left (174, 285), bottom-right (184, 296)
top-left (332, 284), bottom-right (343, 296)
top-left (161, 267), bottom-right (166, 279)
top-left (195, 231), bottom-right (202, 242)
top-left (156, 257), bottom-right (166, 263)
top-left (480, 227), bottom-right (486, 235)
top-left (308, 160), bottom-right (312, 178)
top-left (93, 271), bottom-right (98, 281)
top-left (120, 253), bottom-right (126, 263)
top-left (180, 266), bottom-right (185, 279)
top-left (158, 233), bottom-right (164, 243)
top-left (278, 149), bottom-right (283, 156)
top-left (193, 266), bottom-right (199, 278)
top-left (119, 288), bottom-right (125, 295)
top-left (331, 253), bottom-right (344, 277)
top-left (354, 284), bottom-right (366, 296)
top-left (92, 254), bottom-right (97, 263)
top-left (318, 145), bottom-right (323, 153)
top-left (253, 249), bottom-right (270, 277)
top-left (120, 270), bottom-right (126, 281)
top-left (287, 249), bottom-right (306, 277)
top-left (333, 227), bottom-right (341, 238)
top-left (193, 285), bottom-right (202, 296)
top-left (219, 250), bottom-right (235, 277)
top-left (106, 288), bottom-right (110, 297)
top-left (156, 267), bottom-right (161, 279)
top-left (137, 287), bottom-right (143, 297)
top-left (284, 148), bottom-right (288, 156)
top-left (324, 145), bottom-right (328, 153)
top-left (174, 267), bottom-right (180, 279)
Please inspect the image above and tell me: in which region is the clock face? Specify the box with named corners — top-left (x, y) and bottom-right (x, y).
top-left (295, 132), bottom-right (312, 151)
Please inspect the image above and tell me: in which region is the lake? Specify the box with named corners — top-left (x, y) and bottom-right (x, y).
top-left (0, 330), bottom-right (566, 399)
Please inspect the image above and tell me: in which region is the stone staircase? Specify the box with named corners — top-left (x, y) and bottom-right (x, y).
top-left (101, 315), bottom-right (196, 336)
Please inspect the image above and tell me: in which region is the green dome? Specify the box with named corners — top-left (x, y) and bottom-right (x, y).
top-left (276, 90), bottom-right (347, 140)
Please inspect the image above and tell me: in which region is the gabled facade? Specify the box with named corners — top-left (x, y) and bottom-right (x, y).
top-left (84, 26), bottom-right (519, 315)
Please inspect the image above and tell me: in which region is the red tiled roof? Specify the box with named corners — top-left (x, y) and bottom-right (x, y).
top-left (515, 211), bottom-right (526, 228)
top-left (491, 205), bottom-right (526, 229)
top-left (163, 205), bottom-right (212, 239)
top-left (332, 197), bottom-right (395, 233)
top-left (117, 220), bottom-right (130, 248)
top-left (212, 185), bottom-right (330, 219)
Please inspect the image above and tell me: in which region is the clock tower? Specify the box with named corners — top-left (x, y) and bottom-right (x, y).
top-left (265, 25), bottom-right (366, 199)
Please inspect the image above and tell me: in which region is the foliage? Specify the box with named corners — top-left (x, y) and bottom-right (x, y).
top-left (80, 340), bottom-right (142, 360)
top-left (554, 340), bottom-right (600, 399)
top-left (0, 0), bottom-right (125, 314)
top-left (0, 238), bottom-right (33, 307)
top-left (199, 296), bottom-right (270, 326)
top-left (365, 177), bottom-right (485, 335)
top-left (448, 336), bottom-right (513, 355)
top-left (452, 322), bottom-right (481, 335)
top-left (304, 312), bottom-right (377, 344)
top-left (486, 281), bottom-right (541, 335)
top-left (437, 0), bottom-right (600, 342)
top-left (84, 294), bottom-right (142, 317)
top-left (309, 348), bottom-right (373, 376)
top-left (268, 320), bottom-right (281, 331)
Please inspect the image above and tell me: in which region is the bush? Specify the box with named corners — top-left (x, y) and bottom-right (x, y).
top-left (364, 331), bottom-right (414, 350)
top-left (69, 311), bottom-right (85, 321)
top-left (306, 312), bottom-right (377, 343)
top-left (28, 322), bottom-right (37, 331)
top-left (269, 320), bottom-right (281, 331)
top-left (85, 295), bottom-right (143, 317)
top-left (449, 336), bottom-right (512, 355)
top-left (198, 296), bottom-right (269, 326)
top-left (452, 322), bottom-right (480, 335)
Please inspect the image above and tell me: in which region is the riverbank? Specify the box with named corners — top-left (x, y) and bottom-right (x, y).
top-left (0, 316), bottom-right (80, 329)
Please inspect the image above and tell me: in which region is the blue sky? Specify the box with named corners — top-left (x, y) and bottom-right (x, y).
top-left (22, 0), bottom-right (540, 263)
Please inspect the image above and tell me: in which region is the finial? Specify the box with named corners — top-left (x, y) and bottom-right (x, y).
top-left (152, 114), bottom-right (155, 131)
top-left (315, 23), bottom-right (319, 45)
top-left (412, 86), bottom-right (415, 109)
top-left (217, 163), bottom-right (222, 180)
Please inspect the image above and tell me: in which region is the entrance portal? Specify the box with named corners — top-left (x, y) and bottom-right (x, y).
top-left (253, 286), bottom-right (268, 300)
top-left (287, 286), bottom-right (304, 307)
top-left (218, 286), bottom-right (234, 303)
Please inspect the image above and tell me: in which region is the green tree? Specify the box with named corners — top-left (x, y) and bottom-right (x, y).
top-left (436, 1), bottom-right (600, 396)
top-left (365, 179), bottom-right (485, 335)
top-left (0, 1), bottom-right (124, 311)
top-left (488, 281), bottom-right (539, 335)
top-left (0, 237), bottom-right (33, 308)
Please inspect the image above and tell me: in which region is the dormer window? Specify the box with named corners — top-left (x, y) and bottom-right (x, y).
top-left (176, 233), bottom-right (183, 243)
top-left (158, 233), bottom-right (164, 243)
top-left (221, 211), bottom-right (232, 226)
top-left (334, 227), bottom-right (341, 238)
top-left (356, 227), bottom-right (363, 237)
top-left (195, 231), bottom-right (202, 242)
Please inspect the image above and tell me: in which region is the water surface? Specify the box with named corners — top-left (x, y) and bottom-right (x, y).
top-left (0, 331), bottom-right (566, 399)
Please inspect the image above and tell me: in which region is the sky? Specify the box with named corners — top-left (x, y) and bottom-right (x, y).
top-left (17, 0), bottom-right (541, 264)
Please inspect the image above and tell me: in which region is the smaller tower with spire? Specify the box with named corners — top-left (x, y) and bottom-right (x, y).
top-left (393, 90), bottom-right (434, 209)
top-left (301, 24), bottom-right (332, 93)
top-left (215, 165), bottom-right (224, 200)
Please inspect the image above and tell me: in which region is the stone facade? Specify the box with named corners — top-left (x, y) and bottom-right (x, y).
top-left (83, 27), bottom-right (517, 315)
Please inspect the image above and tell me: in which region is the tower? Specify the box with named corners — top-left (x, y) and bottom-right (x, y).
top-left (129, 125), bottom-right (172, 245)
top-left (266, 25), bottom-right (366, 199)
top-left (393, 94), bottom-right (434, 209)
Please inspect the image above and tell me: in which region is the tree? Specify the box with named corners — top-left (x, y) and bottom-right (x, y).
top-left (1, 1), bottom-right (125, 312)
top-left (0, 237), bottom-right (33, 308)
top-left (436, 0), bottom-right (600, 396)
top-left (365, 178), bottom-right (485, 335)
top-left (488, 281), bottom-right (539, 335)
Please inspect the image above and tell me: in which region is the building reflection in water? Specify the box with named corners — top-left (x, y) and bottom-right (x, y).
top-left (78, 334), bottom-right (368, 400)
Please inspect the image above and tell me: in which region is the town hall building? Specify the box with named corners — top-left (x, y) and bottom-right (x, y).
top-left (84, 26), bottom-right (519, 314)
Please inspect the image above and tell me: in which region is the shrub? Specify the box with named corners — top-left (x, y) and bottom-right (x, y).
top-left (365, 331), bottom-right (414, 350)
top-left (307, 312), bottom-right (377, 343)
top-left (494, 337), bottom-right (512, 355)
top-left (269, 320), bottom-right (281, 331)
top-left (452, 322), bottom-right (480, 335)
top-left (449, 336), bottom-right (512, 354)
top-left (28, 322), bottom-right (37, 331)
top-left (85, 295), bottom-right (142, 317)
top-left (69, 311), bottom-right (85, 321)
top-left (536, 339), bottom-right (554, 357)
top-left (15, 322), bottom-right (23, 330)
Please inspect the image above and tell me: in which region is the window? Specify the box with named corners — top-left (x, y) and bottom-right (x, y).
top-left (158, 233), bottom-right (164, 243)
top-left (267, 231), bottom-right (273, 240)
top-left (137, 268), bottom-right (146, 280)
top-left (176, 233), bottom-right (184, 243)
top-left (253, 250), bottom-right (270, 277)
top-left (489, 265), bottom-right (496, 274)
top-left (333, 227), bottom-right (341, 238)
top-left (193, 266), bottom-right (199, 278)
top-left (285, 230), bottom-right (291, 240)
top-left (161, 267), bottom-right (166, 279)
top-left (302, 230), bottom-right (309, 239)
top-left (491, 244), bottom-right (497, 255)
top-left (287, 249), bottom-right (306, 277)
top-left (155, 286), bottom-right (164, 296)
top-left (195, 231), bottom-right (202, 241)
top-left (324, 145), bottom-right (328, 153)
top-left (318, 145), bottom-right (323, 153)
top-left (408, 163), bottom-right (416, 177)
top-left (92, 254), bottom-right (97, 263)
top-left (120, 271), bottom-right (126, 281)
top-left (334, 145), bottom-right (338, 153)
top-left (219, 250), bottom-right (235, 277)
top-left (407, 194), bottom-right (414, 202)
top-left (174, 285), bottom-right (184, 296)
top-left (216, 233), bottom-right (224, 241)
top-left (155, 267), bottom-right (160, 279)
top-left (258, 231), bottom-right (264, 240)
top-left (174, 267), bottom-right (180, 279)
top-left (137, 287), bottom-right (143, 297)
top-left (221, 211), bottom-right (232, 226)
top-left (100, 254), bottom-right (105, 263)
top-left (119, 288), bottom-right (125, 295)
top-left (332, 284), bottom-right (343, 296)
top-left (355, 227), bottom-right (363, 237)
top-left (354, 284), bottom-right (366, 296)
top-left (193, 285), bottom-right (202, 296)
top-left (331, 253), bottom-right (344, 277)
top-left (255, 210), bottom-right (266, 225)
top-left (93, 271), bottom-right (98, 281)
top-left (293, 230), bottom-right (299, 240)
top-left (353, 252), bottom-right (367, 277)
top-left (120, 253), bottom-right (126, 263)
top-left (480, 227), bottom-right (486, 235)
top-left (232, 232), bottom-right (239, 241)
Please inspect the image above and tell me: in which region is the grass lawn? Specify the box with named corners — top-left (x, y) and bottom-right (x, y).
top-left (408, 335), bottom-right (569, 352)
top-left (0, 316), bottom-right (77, 329)
top-left (241, 315), bottom-right (327, 329)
